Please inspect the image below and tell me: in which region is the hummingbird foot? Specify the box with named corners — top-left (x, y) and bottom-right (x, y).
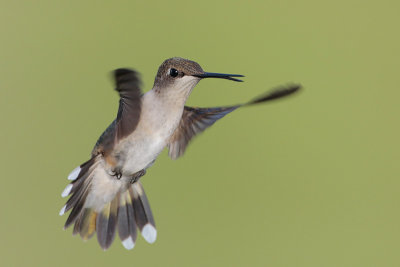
top-left (130, 169), bottom-right (146, 184)
top-left (110, 169), bottom-right (122, 179)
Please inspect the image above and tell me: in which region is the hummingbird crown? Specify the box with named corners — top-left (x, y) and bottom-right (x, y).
top-left (153, 57), bottom-right (204, 88)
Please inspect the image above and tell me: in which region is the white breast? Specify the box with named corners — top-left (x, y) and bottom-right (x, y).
top-left (115, 90), bottom-right (184, 175)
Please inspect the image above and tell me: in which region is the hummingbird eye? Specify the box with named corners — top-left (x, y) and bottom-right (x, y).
top-left (169, 68), bottom-right (179, 78)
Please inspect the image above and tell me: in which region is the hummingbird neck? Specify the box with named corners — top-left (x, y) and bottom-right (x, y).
top-left (140, 88), bottom-right (189, 139)
top-left (152, 76), bottom-right (199, 108)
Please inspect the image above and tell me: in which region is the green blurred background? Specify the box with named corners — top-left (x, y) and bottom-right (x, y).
top-left (1, 0), bottom-right (399, 266)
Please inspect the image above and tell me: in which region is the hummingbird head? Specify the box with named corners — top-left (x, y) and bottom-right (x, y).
top-left (153, 57), bottom-right (244, 97)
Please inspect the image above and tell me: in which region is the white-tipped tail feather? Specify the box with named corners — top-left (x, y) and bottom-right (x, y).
top-left (61, 184), bottom-right (73, 198)
top-left (61, 157), bottom-right (156, 250)
top-left (68, 166), bottom-right (81, 181)
top-left (122, 237), bottom-right (135, 250)
top-left (142, 224), bottom-right (157, 244)
top-left (59, 205), bottom-right (66, 216)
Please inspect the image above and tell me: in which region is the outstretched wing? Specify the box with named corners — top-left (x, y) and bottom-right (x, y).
top-left (167, 106), bottom-right (239, 160)
top-left (167, 84), bottom-right (301, 160)
top-left (92, 69), bottom-right (142, 157)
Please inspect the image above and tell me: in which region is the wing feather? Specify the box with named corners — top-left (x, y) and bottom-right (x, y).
top-left (167, 106), bottom-right (239, 159)
top-left (167, 84), bottom-right (301, 159)
top-left (92, 69), bottom-right (142, 156)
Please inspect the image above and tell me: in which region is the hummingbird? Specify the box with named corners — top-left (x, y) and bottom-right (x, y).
top-left (59, 57), bottom-right (300, 250)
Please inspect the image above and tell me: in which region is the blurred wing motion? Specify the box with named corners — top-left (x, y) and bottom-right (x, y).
top-left (93, 69), bottom-right (142, 156)
top-left (113, 69), bottom-right (142, 141)
top-left (167, 106), bottom-right (239, 159)
top-left (167, 84), bottom-right (301, 159)
top-left (60, 69), bottom-right (156, 250)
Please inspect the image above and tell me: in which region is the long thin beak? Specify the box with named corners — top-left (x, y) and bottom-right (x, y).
top-left (193, 72), bottom-right (244, 82)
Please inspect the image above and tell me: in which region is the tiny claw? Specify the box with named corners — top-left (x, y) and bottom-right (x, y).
top-left (111, 169), bottom-right (122, 179)
top-left (130, 170), bottom-right (146, 184)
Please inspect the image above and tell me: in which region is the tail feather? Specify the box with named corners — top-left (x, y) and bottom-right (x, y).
top-left (62, 157), bottom-right (100, 228)
top-left (64, 186), bottom-right (91, 229)
top-left (72, 213), bottom-right (82, 236)
top-left (63, 178), bottom-right (90, 217)
top-left (79, 208), bottom-right (98, 240)
top-left (64, 158), bottom-right (99, 216)
top-left (68, 157), bottom-right (96, 182)
top-left (61, 159), bottom-right (156, 250)
top-left (117, 191), bottom-right (138, 250)
top-left (130, 182), bottom-right (157, 244)
top-left (96, 196), bottom-right (119, 250)
top-left (63, 158), bottom-right (99, 200)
